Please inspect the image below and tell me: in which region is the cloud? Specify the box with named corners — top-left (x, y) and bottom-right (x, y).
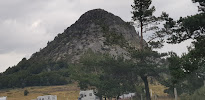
top-left (0, 18), bottom-right (52, 54)
top-left (152, 0), bottom-right (199, 19)
top-left (0, 52), bottom-right (26, 72)
top-left (156, 39), bottom-right (193, 56)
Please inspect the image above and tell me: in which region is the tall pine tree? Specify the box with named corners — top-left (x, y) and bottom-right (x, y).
top-left (131, 0), bottom-right (156, 49)
top-left (131, 1), bottom-right (165, 100)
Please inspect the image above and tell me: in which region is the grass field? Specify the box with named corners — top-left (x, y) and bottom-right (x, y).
top-left (0, 84), bottom-right (80, 100)
top-left (0, 83), bottom-right (176, 100)
top-left (149, 84), bottom-right (176, 100)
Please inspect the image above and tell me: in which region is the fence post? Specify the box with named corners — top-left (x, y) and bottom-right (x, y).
top-left (174, 88), bottom-right (177, 100)
top-left (131, 94), bottom-right (133, 100)
top-left (141, 94), bottom-right (143, 100)
top-left (204, 80), bottom-right (205, 87)
top-left (154, 94), bottom-right (157, 100)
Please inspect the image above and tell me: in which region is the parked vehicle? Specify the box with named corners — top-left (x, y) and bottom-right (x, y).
top-left (119, 93), bottom-right (135, 100)
top-left (78, 90), bottom-right (100, 100)
top-left (36, 95), bottom-right (57, 100)
top-left (0, 97), bottom-right (7, 100)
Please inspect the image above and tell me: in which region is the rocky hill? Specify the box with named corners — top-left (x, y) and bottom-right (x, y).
top-left (0, 9), bottom-right (142, 89)
top-left (31, 9), bottom-right (141, 63)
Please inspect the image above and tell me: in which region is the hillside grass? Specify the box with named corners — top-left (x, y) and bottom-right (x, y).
top-left (0, 83), bottom-right (177, 100)
top-left (149, 84), bottom-right (178, 100)
top-left (0, 84), bottom-right (80, 100)
top-left (149, 84), bottom-right (168, 97)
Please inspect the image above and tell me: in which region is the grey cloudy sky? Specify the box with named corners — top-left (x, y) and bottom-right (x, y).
top-left (0, 0), bottom-right (199, 72)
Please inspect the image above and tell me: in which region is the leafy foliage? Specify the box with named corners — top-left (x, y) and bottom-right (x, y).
top-left (0, 58), bottom-right (70, 89)
top-left (163, 50), bottom-right (205, 95)
top-left (192, 0), bottom-right (205, 12)
top-left (131, 0), bottom-right (167, 49)
top-left (159, 0), bottom-right (205, 96)
top-left (73, 48), bottom-right (167, 99)
top-left (131, 0), bottom-right (155, 24)
top-left (131, 49), bottom-right (166, 77)
top-left (164, 14), bottom-right (205, 44)
top-left (130, 49), bottom-right (167, 99)
top-left (71, 50), bottom-right (136, 98)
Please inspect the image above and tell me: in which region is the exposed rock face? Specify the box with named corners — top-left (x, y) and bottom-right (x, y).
top-left (31, 9), bottom-right (141, 63)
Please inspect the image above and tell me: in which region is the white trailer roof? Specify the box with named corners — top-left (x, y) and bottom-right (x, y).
top-left (0, 97), bottom-right (7, 100)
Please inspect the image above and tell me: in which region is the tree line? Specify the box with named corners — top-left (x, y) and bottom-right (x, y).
top-left (0, 58), bottom-right (70, 89)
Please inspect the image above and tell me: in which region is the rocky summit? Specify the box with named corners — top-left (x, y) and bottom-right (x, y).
top-left (31, 9), bottom-right (141, 63)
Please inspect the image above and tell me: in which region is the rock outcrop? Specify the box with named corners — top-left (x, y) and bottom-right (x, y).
top-left (31, 9), bottom-right (141, 63)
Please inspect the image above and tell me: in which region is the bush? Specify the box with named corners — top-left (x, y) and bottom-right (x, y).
top-left (191, 86), bottom-right (205, 100)
top-left (180, 93), bottom-right (191, 100)
top-left (24, 90), bottom-right (29, 96)
top-left (180, 86), bottom-right (205, 100)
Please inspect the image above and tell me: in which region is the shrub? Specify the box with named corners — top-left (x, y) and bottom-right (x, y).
top-left (24, 90), bottom-right (29, 96)
top-left (191, 86), bottom-right (205, 100)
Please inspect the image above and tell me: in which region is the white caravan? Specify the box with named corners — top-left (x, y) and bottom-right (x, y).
top-left (36, 95), bottom-right (57, 100)
top-left (0, 97), bottom-right (7, 100)
top-left (119, 93), bottom-right (135, 99)
top-left (78, 90), bottom-right (100, 100)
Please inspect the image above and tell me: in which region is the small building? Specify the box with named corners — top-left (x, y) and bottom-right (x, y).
top-left (0, 97), bottom-right (7, 100)
top-left (78, 90), bottom-right (100, 100)
top-left (36, 95), bottom-right (57, 100)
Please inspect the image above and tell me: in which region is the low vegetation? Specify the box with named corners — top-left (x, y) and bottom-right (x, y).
top-left (0, 59), bottom-right (71, 89)
top-left (0, 84), bottom-right (80, 100)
